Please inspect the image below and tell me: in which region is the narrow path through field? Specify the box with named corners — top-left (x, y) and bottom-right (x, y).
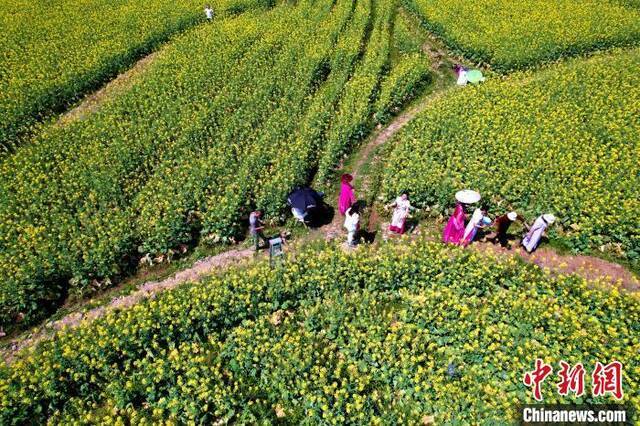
top-left (58, 51), bottom-right (160, 125)
top-left (1, 247), bottom-right (255, 363)
top-left (322, 87), bottom-right (452, 240)
top-left (481, 243), bottom-right (640, 291)
top-left (3, 6), bottom-right (638, 364)
top-left (326, 82), bottom-right (640, 292)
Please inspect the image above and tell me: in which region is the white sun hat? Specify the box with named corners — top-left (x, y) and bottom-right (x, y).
top-left (455, 189), bottom-right (481, 204)
top-left (543, 213), bottom-right (556, 224)
top-left (507, 211), bottom-right (517, 221)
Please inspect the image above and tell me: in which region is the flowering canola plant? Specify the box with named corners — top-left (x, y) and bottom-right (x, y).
top-left (381, 49), bottom-right (640, 263)
top-left (404, 0), bottom-right (640, 71)
top-left (0, 0), bottom-right (204, 152)
top-left (1, 241), bottom-right (638, 424)
top-left (0, 0), bottom-right (431, 330)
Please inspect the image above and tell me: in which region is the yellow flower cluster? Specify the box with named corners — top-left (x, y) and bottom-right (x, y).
top-left (381, 49), bottom-right (640, 263)
top-left (404, 0), bottom-right (640, 70)
top-left (315, 0), bottom-right (394, 182)
top-left (373, 53), bottom-right (432, 124)
top-left (1, 241), bottom-right (638, 424)
top-left (0, 0), bottom-right (203, 151)
top-left (392, 9), bottom-right (427, 55)
top-left (0, 0), bottom-right (419, 334)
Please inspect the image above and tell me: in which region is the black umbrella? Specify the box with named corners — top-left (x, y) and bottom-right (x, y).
top-left (287, 187), bottom-right (322, 212)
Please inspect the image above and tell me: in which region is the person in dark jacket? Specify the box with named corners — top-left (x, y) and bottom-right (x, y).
top-left (489, 211), bottom-right (528, 247)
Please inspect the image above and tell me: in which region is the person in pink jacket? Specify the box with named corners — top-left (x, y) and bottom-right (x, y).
top-left (442, 203), bottom-right (466, 244)
top-left (338, 173), bottom-right (356, 215)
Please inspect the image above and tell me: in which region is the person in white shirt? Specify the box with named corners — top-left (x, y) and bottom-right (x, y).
top-left (461, 205), bottom-right (491, 246)
top-left (344, 204), bottom-right (360, 247)
top-left (204, 4), bottom-right (213, 21)
top-left (454, 64), bottom-right (468, 86)
top-left (386, 192), bottom-right (413, 234)
top-left (522, 214), bottom-right (555, 253)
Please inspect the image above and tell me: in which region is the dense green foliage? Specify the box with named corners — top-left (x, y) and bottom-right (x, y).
top-left (381, 49), bottom-right (640, 262)
top-left (374, 53), bottom-right (432, 123)
top-left (315, 0), bottom-right (394, 181)
top-left (1, 241), bottom-right (638, 424)
top-left (392, 10), bottom-right (426, 55)
top-left (403, 0), bottom-right (640, 70)
top-left (0, 0), bottom-right (432, 329)
top-left (0, 0), bottom-right (204, 152)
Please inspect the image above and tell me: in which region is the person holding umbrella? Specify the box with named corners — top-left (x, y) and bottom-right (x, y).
top-left (522, 214), bottom-right (555, 253)
top-left (443, 203), bottom-right (466, 244)
top-left (338, 173), bottom-right (356, 216)
top-left (443, 190), bottom-right (479, 244)
top-left (287, 187), bottom-right (324, 226)
top-left (454, 64), bottom-right (485, 85)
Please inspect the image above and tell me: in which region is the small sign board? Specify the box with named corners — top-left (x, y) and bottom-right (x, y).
top-left (269, 237), bottom-right (284, 267)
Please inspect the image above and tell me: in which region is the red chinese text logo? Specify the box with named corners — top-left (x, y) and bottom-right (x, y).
top-left (523, 360), bottom-right (623, 401)
top-left (592, 361), bottom-right (623, 400)
top-left (523, 358), bottom-right (554, 401)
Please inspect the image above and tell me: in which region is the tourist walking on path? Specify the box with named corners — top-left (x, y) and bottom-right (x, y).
top-left (461, 205), bottom-right (491, 246)
top-left (443, 203), bottom-right (466, 244)
top-left (344, 203), bottom-right (360, 247)
top-left (386, 192), bottom-right (413, 234)
top-left (249, 210), bottom-right (268, 251)
top-left (489, 211), bottom-right (528, 248)
top-left (338, 173), bottom-right (356, 215)
top-left (522, 214), bottom-right (555, 253)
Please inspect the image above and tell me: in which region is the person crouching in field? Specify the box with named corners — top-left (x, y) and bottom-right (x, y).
top-left (487, 211), bottom-right (528, 248)
top-left (522, 214), bottom-right (555, 253)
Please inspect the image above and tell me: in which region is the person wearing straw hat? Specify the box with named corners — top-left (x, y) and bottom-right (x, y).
top-left (522, 214), bottom-right (556, 253)
top-left (338, 173), bottom-right (356, 216)
top-left (488, 211), bottom-right (528, 248)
